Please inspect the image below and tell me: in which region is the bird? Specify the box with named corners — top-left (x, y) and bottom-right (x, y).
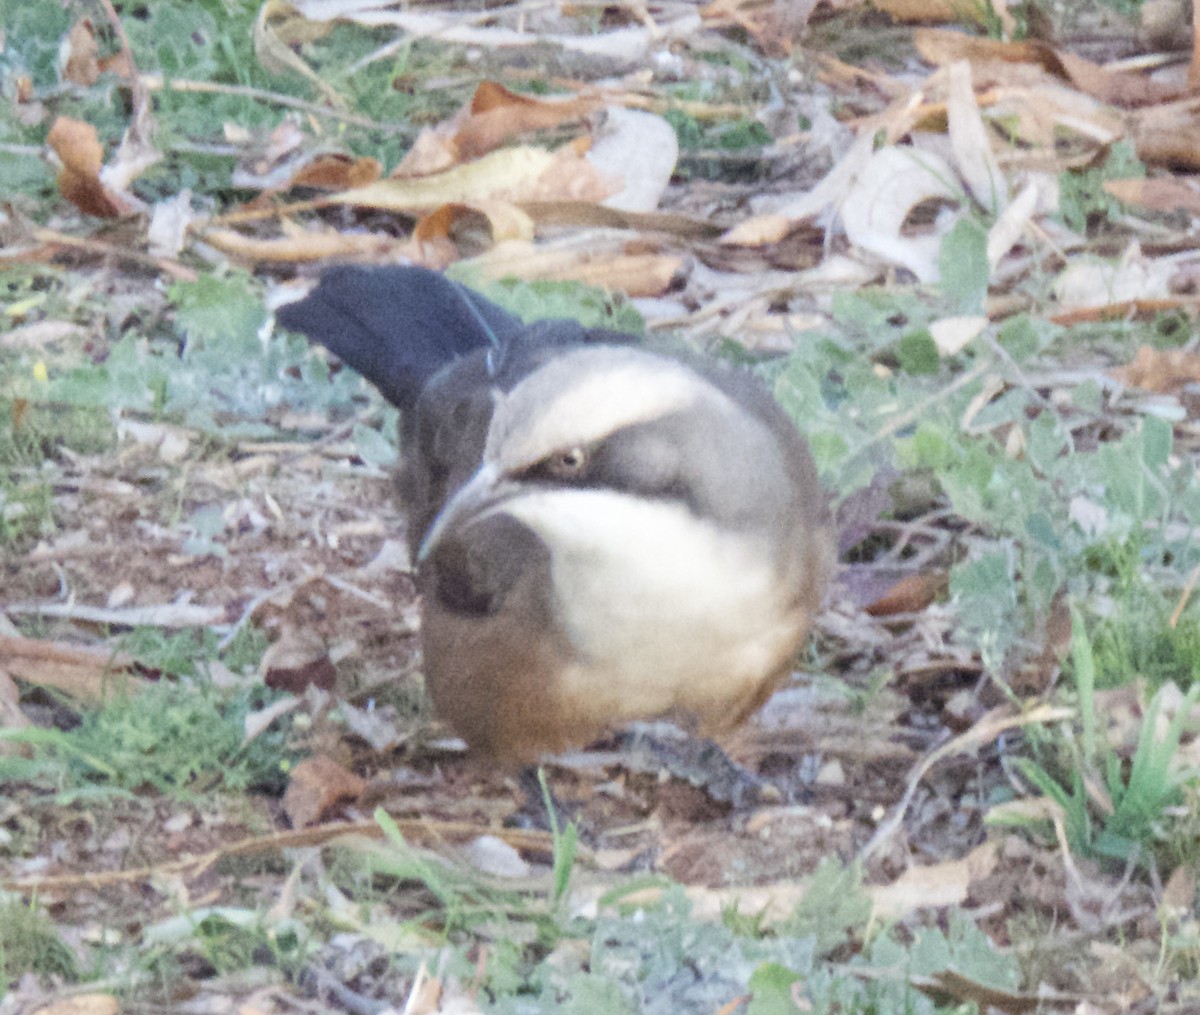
top-left (277, 265), bottom-right (834, 765)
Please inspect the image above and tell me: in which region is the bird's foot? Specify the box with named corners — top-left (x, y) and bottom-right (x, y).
top-left (611, 723), bottom-right (772, 809)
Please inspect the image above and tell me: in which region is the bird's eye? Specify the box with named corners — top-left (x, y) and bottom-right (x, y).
top-left (546, 446), bottom-right (588, 478)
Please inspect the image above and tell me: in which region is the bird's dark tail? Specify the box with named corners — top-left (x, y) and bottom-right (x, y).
top-left (276, 265), bottom-right (524, 410)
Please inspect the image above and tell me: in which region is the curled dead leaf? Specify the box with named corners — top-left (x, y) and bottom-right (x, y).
top-left (840, 146), bottom-right (959, 282)
top-left (200, 226), bottom-right (399, 263)
top-left (864, 572), bottom-right (948, 617)
top-left (398, 81), bottom-right (601, 177)
top-left (46, 116), bottom-right (138, 217)
top-left (283, 754), bottom-right (366, 828)
top-left (288, 153), bottom-right (382, 191)
top-left (412, 201), bottom-right (535, 261)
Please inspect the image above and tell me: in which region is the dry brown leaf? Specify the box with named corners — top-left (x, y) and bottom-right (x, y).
top-left (200, 226), bottom-right (399, 263)
top-left (46, 116), bottom-right (139, 218)
top-left (914, 30), bottom-right (1183, 108)
top-left (1129, 98), bottom-right (1200, 170)
top-left (1050, 296), bottom-right (1200, 325)
top-left (402, 968), bottom-right (447, 1015)
top-left (913, 29), bottom-right (1179, 110)
top-left (261, 627), bottom-right (337, 693)
top-left (869, 842), bottom-right (998, 919)
top-left (1054, 50), bottom-right (1183, 107)
top-left (0, 634), bottom-right (139, 704)
top-left (282, 754), bottom-right (366, 828)
top-left (60, 19), bottom-right (101, 86)
top-left (916, 31), bottom-right (1180, 113)
top-left (531, 139), bottom-right (620, 203)
top-left (1105, 176), bottom-right (1200, 213)
top-left (98, 49), bottom-right (135, 80)
top-left (288, 153), bottom-right (382, 191)
top-left (398, 81), bottom-right (599, 177)
top-left (913, 29), bottom-right (1058, 72)
top-left (1111, 344), bottom-right (1200, 395)
top-left (470, 82), bottom-right (596, 173)
top-left (863, 572), bottom-right (948, 617)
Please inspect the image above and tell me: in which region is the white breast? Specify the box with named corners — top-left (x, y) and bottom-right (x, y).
top-left (502, 487), bottom-right (804, 725)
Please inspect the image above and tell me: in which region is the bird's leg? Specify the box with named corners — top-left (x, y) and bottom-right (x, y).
top-left (504, 764), bottom-right (579, 831)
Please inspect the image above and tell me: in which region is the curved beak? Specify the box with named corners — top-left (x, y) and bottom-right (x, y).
top-left (417, 462), bottom-right (511, 562)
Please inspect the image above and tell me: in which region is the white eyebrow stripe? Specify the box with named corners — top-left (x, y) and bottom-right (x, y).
top-left (489, 347), bottom-right (714, 470)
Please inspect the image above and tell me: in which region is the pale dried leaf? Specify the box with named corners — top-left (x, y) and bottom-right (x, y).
top-left (987, 178), bottom-right (1046, 268)
top-left (31, 995), bottom-right (120, 1015)
top-left (147, 190), bottom-right (201, 258)
top-left (589, 107), bottom-right (678, 213)
top-left (840, 146), bottom-right (959, 282)
top-left (929, 316), bottom-right (987, 356)
top-left (0, 635), bottom-right (138, 704)
top-left (869, 842), bottom-right (998, 919)
top-left (462, 835), bottom-right (530, 878)
top-left (243, 695), bottom-right (302, 745)
top-left (5, 601), bottom-right (227, 628)
top-left (947, 60), bottom-right (1007, 214)
top-left (1054, 247), bottom-right (1173, 310)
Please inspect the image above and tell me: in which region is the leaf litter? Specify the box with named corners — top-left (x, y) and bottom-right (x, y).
top-left (3, 0), bottom-right (1200, 1011)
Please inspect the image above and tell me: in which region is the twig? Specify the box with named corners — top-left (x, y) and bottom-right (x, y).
top-left (859, 703), bottom-right (1072, 862)
top-left (0, 817), bottom-right (566, 894)
top-left (28, 227), bottom-right (196, 280)
top-left (98, 0), bottom-right (148, 126)
top-left (1170, 559), bottom-right (1200, 628)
